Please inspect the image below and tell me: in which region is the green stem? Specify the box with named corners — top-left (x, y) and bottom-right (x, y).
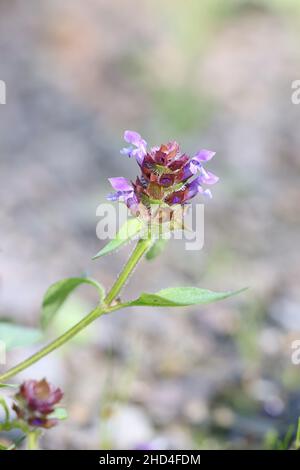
top-left (0, 237), bottom-right (152, 383)
top-left (27, 430), bottom-right (40, 450)
top-left (0, 306), bottom-right (102, 382)
top-left (104, 237), bottom-right (152, 305)
top-left (296, 417), bottom-right (300, 450)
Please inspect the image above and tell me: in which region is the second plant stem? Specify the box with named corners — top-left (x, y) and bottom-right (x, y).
top-left (27, 430), bottom-right (40, 450)
top-left (0, 237), bottom-right (152, 383)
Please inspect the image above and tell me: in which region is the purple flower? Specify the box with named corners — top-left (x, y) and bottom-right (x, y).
top-left (21, 379), bottom-right (63, 414)
top-left (120, 130), bottom-right (147, 164)
top-left (13, 379), bottom-right (63, 429)
top-left (108, 131), bottom-right (218, 218)
top-left (183, 149), bottom-right (217, 178)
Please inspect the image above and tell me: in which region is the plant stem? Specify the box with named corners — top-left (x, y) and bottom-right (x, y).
top-left (0, 237), bottom-right (152, 382)
top-left (104, 237), bottom-right (152, 305)
top-left (296, 417), bottom-right (300, 450)
top-left (27, 430), bottom-right (40, 450)
top-left (0, 304), bottom-right (124, 383)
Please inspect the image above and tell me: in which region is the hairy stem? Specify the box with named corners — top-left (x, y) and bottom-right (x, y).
top-left (0, 237), bottom-right (152, 382)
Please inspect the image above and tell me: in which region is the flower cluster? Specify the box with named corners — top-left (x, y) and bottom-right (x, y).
top-left (13, 379), bottom-right (63, 429)
top-left (108, 131), bottom-right (218, 221)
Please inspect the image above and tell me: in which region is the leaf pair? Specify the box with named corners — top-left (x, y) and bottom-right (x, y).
top-left (1, 277), bottom-right (246, 351)
top-left (39, 277), bottom-right (246, 329)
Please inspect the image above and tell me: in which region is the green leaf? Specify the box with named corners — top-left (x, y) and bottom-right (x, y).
top-left (0, 323), bottom-right (42, 350)
top-left (0, 383), bottom-right (17, 389)
top-left (129, 287), bottom-right (247, 307)
top-left (146, 238), bottom-right (168, 260)
top-left (49, 407), bottom-right (68, 421)
top-left (41, 277), bottom-right (105, 329)
top-left (93, 218), bottom-right (144, 259)
top-left (0, 419), bottom-right (27, 433)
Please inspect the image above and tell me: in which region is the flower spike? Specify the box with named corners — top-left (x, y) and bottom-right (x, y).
top-left (13, 379), bottom-right (63, 429)
top-left (110, 132), bottom-right (218, 218)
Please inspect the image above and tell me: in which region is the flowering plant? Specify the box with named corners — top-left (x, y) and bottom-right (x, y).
top-left (0, 131), bottom-right (245, 450)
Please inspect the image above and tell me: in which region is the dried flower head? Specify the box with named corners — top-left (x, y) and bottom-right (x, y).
top-left (108, 131), bottom-right (218, 224)
top-left (13, 379), bottom-right (63, 429)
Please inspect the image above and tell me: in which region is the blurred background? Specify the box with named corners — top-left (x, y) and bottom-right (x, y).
top-left (1, 0), bottom-right (300, 450)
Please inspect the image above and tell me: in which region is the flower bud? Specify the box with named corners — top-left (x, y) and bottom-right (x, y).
top-left (13, 379), bottom-right (63, 429)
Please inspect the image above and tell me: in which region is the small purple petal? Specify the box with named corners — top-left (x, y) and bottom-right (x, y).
top-left (124, 130), bottom-right (145, 147)
top-left (198, 168), bottom-right (219, 185)
top-left (181, 163), bottom-right (193, 180)
top-left (184, 176), bottom-right (214, 201)
top-left (189, 161), bottom-right (200, 175)
top-left (108, 177), bottom-right (133, 192)
top-left (131, 147), bottom-right (146, 165)
top-left (121, 130), bottom-right (147, 164)
top-left (185, 176), bottom-right (203, 200)
top-left (107, 177), bottom-right (135, 203)
top-left (120, 147), bottom-right (132, 156)
top-left (121, 146), bottom-right (144, 164)
top-left (107, 189), bottom-right (135, 203)
top-left (29, 417), bottom-right (45, 426)
top-left (107, 192), bottom-right (122, 201)
top-left (194, 149), bottom-right (216, 162)
top-left (185, 150), bottom-right (216, 176)
top-left (126, 195), bottom-right (140, 215)
top-left (182, 159), bottom-right (203, 179)
top-left (202, 188), bottom-right (213, 199)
